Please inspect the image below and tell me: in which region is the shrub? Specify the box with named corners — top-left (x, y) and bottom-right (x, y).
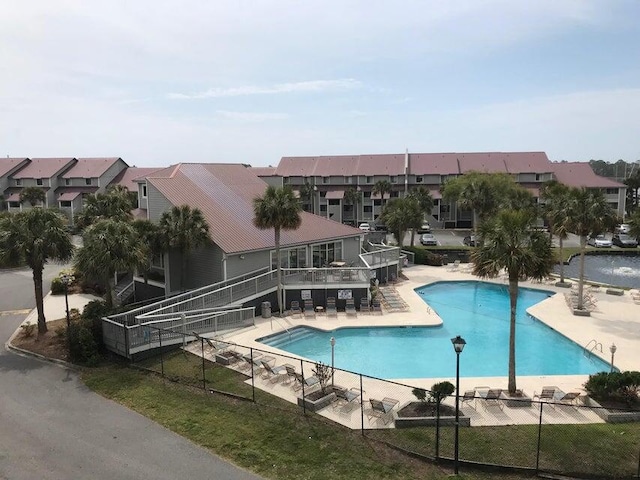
top-left (50, 277), bottom-right (65, 295)
top-left (412, 382), bottom-right (455, 404)
top-left (311, 362), bottom-right (334, 395)
top-left (584, 371), bottom-right (640, 406)
top-left (20, 322), bottom-right (36, 338)
top-left (67, 318), bottom-right (101, 366)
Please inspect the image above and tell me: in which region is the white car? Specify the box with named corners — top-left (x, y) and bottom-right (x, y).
top-left (615, 224), bottom-right (631, 234)
top-left (587, 234), bottom-right (612, 248)
top-left (358, 222), bottom-right (371, 232)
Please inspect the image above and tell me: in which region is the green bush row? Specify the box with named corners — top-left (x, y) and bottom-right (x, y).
top-left (403, 246), bottom-right (446, 266)
top-left (584, 371), bottom-right (640, 406)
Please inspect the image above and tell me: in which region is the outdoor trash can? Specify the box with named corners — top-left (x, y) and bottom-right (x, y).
top-left (261, 301), bottom-right (271, 318)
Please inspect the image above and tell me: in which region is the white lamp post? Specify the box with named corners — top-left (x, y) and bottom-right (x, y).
top-left (610, 343), bottom-right (617, 373)
top-left (60, 274), bottom-right (73, 353)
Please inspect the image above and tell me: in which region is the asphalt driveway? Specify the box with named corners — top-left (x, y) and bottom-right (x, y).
top-left (0, 265), bottom-right (262, 480)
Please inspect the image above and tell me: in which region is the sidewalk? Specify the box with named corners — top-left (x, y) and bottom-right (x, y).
top-left (21, 292), bottom-right (102, 326)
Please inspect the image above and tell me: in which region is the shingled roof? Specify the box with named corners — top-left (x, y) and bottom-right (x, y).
top-left (109, 167), bottom-right (164, 192)
top-left (550, 162), bottom-right (625, 188)
top-left (61, 157), bottom-right (126, 178)
top-left (275, 154), bottom-right (406, 176)
top-left (147, 164), bottom-right (362, 254)
top-left (12, 158), bottom-right (76, 179)
top-left (0, 158), bottom-right (30, 177)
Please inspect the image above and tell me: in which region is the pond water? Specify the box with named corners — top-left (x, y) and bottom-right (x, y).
top-left (555, 253), bottom-right (640, 288)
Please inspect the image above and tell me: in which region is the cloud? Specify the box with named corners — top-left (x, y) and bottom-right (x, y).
top-left (167, 79), bottom-right (362, 100)
top-left (216, 110), bottom-right (289, 122)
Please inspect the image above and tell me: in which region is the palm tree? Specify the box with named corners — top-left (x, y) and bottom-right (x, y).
top-left (0, 209), bottom-right (74, 334)
top-left (132, 219), bottom-right (166, 283)
top-left (253, 186), bottom-right (302, 315)
top-left (74, 185), bottom-right (135, 229)
top-left (628, 208), bottom-right (640, 240)
top-left (19, 187), bottom-right (46, 207)
top-left (473, 209), bottom-right (555, 395)
top-left (541, 181), bottom-right (572, 285)
top-left (442, 172), bottom-right (515, 232)
top-left (159, 205), bottom-right (210, 292)
top-left (343, 187), bottom-right (361, 226)
top-left (379, 197), bottom-right (423, 249)
top-left (566, 188), bottom-right (617, 312)
top-left (299, 182), bottom-right (315, 214)
top-left (407, 186), bottom-right (434, 246)
top-left (74, 219), bottom-right (147, 308)
top-left (372, 180), bottom-right (392, 204)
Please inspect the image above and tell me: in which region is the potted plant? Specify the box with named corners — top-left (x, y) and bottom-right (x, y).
top-left (396, 382), bottom-right (470, 427)
top-left (296, 362), bottom-right (337, 412)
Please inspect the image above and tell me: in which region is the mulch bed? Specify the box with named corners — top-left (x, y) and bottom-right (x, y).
top-left (397, 401), bottom-right (456, 418)
top-left (11, 318), bottom-right (69, 362)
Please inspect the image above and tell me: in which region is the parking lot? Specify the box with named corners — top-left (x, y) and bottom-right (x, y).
top-left (395, 229), bottom-right (585, 248)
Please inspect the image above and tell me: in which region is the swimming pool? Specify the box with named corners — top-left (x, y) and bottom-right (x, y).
top-left (258, 281), bottom-right (612, 379)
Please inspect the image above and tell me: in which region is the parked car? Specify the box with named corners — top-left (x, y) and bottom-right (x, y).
top-left (417, 222), bottom-right (431, 234)
top-left (463, 234), bottom-right (477, 246)
top-left (587, 234), bottom-right (612, 248)
top-left (420, 233), bottom-right (438, 246)
top-left (358, 222), bottom-right (371, 232)
top-left (374, 222), bottom-right (388, 232)
top-left (615, 224), bottom-right (631, 234)
top-left (612, 234), bottom-right (638, 248)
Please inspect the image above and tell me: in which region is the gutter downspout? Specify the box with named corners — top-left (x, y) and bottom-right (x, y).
top-left (222, 254), bottom-right (228, 281)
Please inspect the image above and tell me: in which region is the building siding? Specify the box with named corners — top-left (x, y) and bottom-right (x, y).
top-left (226, 249), bottom-right (271, 279)
top-left (147, 184), bottom-right (173, 222)
top-left (98, 159), bottom-right (128, 190)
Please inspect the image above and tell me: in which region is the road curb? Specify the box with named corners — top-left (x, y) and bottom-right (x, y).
top-left (4, 326), bottom-right (78, 371)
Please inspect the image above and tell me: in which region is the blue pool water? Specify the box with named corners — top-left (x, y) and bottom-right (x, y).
top-left (258, 281), bottom-right (612, 379)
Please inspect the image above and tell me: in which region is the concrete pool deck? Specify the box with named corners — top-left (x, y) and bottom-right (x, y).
top-left (196, 264), bottom-right (640, 428)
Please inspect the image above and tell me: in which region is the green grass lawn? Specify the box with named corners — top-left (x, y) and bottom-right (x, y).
top-left (82, 352), bottom-right (640, 480)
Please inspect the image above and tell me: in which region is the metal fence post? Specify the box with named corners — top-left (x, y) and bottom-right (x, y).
top-left (158, 328), bottom-right (164, 378)
top-left (300, 359), bottom-right (306, 415)
top-left (201, 337), bottom-right (206, 391)
top-left (435, 393), bottom-right (441, 461)
top-left (535, 401), bottom-right (543, 473)
top-left (250, 348), bottom-right (256, 403)
top-left (360, 374), bottom-right (365, 435)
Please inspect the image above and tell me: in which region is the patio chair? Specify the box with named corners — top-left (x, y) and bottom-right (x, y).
top-left (292, 372), bottom-right (320, 392)
top-left (367, 397), bottom-right (399, 424)
top-left (359, 297), bottom-right (371, 314)
top-left (480, 389), bottom-right (504, 411)
top-left (447, 260), bottom-right (461, 272)
top-left (290, 301), bottom-right (302, 317)
top-left (303, 299), bottom-right (316, 319)
top-left (460, 390), bottom-right (476, 409)
top-left (261, 361), bottom-right (291, 383)
top-left (326, 297), bottom-right (337, 317)
top-left (553, 391), bottom-right (582, 408)
top-left (371, 299), bottom-right (383, 315)
top-left (333, 387), bottom-right (362, 411)
top-left (345, 298), bottom-right (357, 317)
top-left (533, 386), bottom-right (558, 402)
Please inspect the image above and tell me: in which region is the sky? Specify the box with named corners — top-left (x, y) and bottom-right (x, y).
top-left (1, 1), bottom-right (639, 168)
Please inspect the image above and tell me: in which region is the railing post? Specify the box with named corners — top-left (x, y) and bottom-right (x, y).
top-left (250, 348), bottom-right (256, 403)
top-left (535, 401), bottom-right (543, 473)
top-left (300, 359), bottom-right (306, 415)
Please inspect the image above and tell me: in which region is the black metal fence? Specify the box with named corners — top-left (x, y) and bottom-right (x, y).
top-left (133, 328), bottom-right (640, 479)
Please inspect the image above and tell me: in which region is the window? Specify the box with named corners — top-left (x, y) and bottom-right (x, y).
top-left (151, 255), bottom-right (165, 268)
top-left (366, 176), bottom-right (373, 183)
top-left (272, 247), bottom-right (306, 269)
top-left (65, 179), bottom-right (71, 186)
top-left (312, 241), bottom-right (342, 267)
top-left (328, 199), bottom-right (340, 206)
top-left (9, 201), bottom-right (20, 208)
top-left (15, 179), bottom-right (22, 186)
top-left (373, 199), bottom-right (382, 206)
top-left (60, 201), bottom-right (72, 208)
top-left (85, 178), bottom-right (92, 186)
top-left (344, 176), bottom-right (352, 184)
top-left (535, 174), bottom-right (542, 182)
top-left (282, 177), bottom-right (289, 184)
top-left (390, 176), bottom-right (397, 183)
top-left (363, 206), bottom-right (372, 213)
top-left (142, 184), bottom-right (148, 198)
top-left (344, 204), bottom-right (353, 212)
top-left (320, 205), bottom-right (327, 212)
top-left (363, 191), bottom-right (371, 198)
top-left (391, 191), bottom-right (399, 198)
top-left (36, 178), bottom-right (43, 186)
top-left (322, 176), bottom-right (330, 184)
top-left (605, 188), bottom-right (617, 195)
top-left (416, 176), bottom-right (423, 183)
top-left (319, 191), bottom-right (327, 198)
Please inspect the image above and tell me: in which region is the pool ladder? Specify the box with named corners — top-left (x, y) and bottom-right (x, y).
top-left (584, 339), bottom-right (603, 357)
